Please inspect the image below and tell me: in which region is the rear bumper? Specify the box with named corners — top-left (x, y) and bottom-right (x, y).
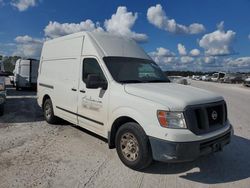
top-left (149, 125), bottom-right (233, 162)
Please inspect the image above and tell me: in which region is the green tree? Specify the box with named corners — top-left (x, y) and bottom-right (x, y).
top-left (2, 56), bottom-right (20, 72)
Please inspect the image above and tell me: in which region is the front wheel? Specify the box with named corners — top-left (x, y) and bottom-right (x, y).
top-left (43, 98), bottom-right (58, 124)
top-left (115, 122), bottom-right (152, 170)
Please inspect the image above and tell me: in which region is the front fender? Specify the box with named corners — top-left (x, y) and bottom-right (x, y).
top-left (109, 106), bottom-right (155, 136)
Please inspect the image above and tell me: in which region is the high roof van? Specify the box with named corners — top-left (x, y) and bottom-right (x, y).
top-left (14, 59), bottom-right (39, 90)
top-left (37, 32), bottom-right (233, 170)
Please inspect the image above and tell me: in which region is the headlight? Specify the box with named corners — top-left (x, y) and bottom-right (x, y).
top-left (157, 111), bottom-right (187, 129)
top-left (0, 84), bottom-right (4, 91)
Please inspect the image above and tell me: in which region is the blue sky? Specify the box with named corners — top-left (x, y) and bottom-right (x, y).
top-left (0, 0), bottom-right (250, 72)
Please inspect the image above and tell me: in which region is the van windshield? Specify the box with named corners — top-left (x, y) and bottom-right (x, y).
top-left (103, 57), bottom-right (170, 84)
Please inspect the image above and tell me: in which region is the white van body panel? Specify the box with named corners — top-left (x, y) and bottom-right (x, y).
top-left (89, 32), bottom-right (150, 59)
top-left (124, 83), bottom-right (223, 111)
top-left (38, 31), bottom-right (231, 145)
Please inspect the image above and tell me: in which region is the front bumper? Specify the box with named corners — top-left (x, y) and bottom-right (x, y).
top-left (149, 125), bottom-right (233, 162)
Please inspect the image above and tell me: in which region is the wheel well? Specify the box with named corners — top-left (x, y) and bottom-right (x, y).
top-left (42, 95), bottom-right (50, 110)
top-left (108, 116), bottom-right (138, 149)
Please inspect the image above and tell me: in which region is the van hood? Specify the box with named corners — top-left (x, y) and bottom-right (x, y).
top-left (124, 83), bottom-right (223, 111)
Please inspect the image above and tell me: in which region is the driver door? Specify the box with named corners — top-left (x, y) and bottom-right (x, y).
top-left (77, 57), bottom-right (109, 136)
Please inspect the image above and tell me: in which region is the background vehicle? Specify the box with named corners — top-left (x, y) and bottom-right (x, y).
top-left (201, 74), bottom-right (212, 81)
top-left (14, 59), bottom-right (39, 90)
top-left (37, 32), bottom-right (232, 170)
top-left (243, 77), bottom-right (250, 87)
top-left (9, 74), bottom-right (15, 86)
top-left (169, 76), bottom-right (190, 85)
top-left (0, 76), bottom-right (6, 116)
top-left (211, 72), bottom-right (226, 82)
top-left (191, 75), bottom-right (201, 80)
top-left (223, 73), bottom-right (243, 84)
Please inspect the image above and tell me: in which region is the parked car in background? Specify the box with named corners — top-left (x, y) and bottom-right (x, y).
top-left (201, 75), bottom-right (212, 81)
top-left (191, 75), bottom-right (201, 80)
top-left (13, 59), bottom-right (39, 90)
top-left (0, 77), bottom-right (6, 116)
top-left (169, 76), bottom-right (190, 85)
top-left (9, 74), bottom-right (15, 86)
top-left (243, 77), bottom-right (250, 87)
top-left (223, 73), bottom-right (243, 84)
top-left (211, 72), bottom-right (226, 82)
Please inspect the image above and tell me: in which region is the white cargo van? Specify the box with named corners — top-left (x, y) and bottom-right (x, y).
top-left (37, 32), bottom-right (233, 170)
top-left (14, 59), bottom-right (39, 90)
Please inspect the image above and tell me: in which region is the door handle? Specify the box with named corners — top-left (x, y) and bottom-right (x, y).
top-left (71, 88), bottom-right (77, 91)
top-left (80, 90), bottom-right (86, 93)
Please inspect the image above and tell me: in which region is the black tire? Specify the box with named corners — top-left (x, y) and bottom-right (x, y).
top-left (0, 104), bottom-right (4, 116)
top-left (115, 122), bottom-right (152, 170)
top-left (16, 85), bottom-right (19, 91)
top-left (43, 98), bottom-right (58, 124)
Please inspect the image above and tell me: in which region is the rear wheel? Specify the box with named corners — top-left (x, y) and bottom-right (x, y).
top-left (115, 122), bottom-right (152, 170)
top-left (43, 98), bottom-right (58, 124)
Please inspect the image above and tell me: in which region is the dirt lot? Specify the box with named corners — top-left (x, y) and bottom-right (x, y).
top-left (0, 80), bottom-right (250, 188)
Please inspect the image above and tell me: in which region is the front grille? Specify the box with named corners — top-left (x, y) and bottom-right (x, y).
top-left (184, 101), bottom-right (227, 135)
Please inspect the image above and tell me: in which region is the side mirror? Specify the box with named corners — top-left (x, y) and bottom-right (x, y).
top-left (86, 74), bottom-right (108, 90)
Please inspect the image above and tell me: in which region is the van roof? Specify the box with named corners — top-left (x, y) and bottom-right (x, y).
top-left (44, 31), bottom-right (151, 60)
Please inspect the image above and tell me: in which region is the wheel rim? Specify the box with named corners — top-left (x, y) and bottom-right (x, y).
top-left (44, 102), bottom-right (52, 119)
top-left (120, 132), bottom-right (139, 162)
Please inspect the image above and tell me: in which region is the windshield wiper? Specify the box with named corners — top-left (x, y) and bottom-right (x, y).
top-left (119, 80), bottom-right (143, 83)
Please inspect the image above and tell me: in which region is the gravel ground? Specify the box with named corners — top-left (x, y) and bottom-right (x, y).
top-left (0, 79), bottom-right (250, 188)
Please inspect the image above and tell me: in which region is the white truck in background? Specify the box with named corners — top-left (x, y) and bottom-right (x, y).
top-left (37, 32), bottom-right (233, 170)
top-left (14, 59), bottom-right (39, 90)
top-left (0, 76), bottom-right (6, 116)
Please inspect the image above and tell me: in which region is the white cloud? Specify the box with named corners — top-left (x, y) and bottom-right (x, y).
top-left (147, 4), bottom-right (205, 35)
top-left (204, 56), bottom-right (216, 64)
top-left (150, 46), bottom-right (250, 72)
top-left (177, 43), bottom-right (187, 56)
top-left (44, 19), bottom-right (103, 39)
top-left (199, 21), bottom-right (236, 56)
top-left (11, 0), bottom-right (38, 11)
top-left (149, 47), bottom-right (175, 57)
top-left (226, 57), bottom-right (250, 68)
top-left (13, 35), bottom-right (43, 58)
top-left (104, 6), bottom-right (148, 42)
top-left (44, 6), bottom-right (147, 42)
top-left (190, 49), bottom-right (200, 56)
top-left (180, 56), bottom-right (194, 64)
top-left (149, 47), bottom-right (177, 69)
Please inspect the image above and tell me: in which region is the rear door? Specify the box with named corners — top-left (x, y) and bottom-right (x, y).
top-left (19, 60), bottom-right (30, 87)
top-left (77, 57), bottom-right (109, 136)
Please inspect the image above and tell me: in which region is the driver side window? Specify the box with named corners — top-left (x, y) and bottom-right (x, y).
top-left (82, 58), bottom-right (106, 83)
